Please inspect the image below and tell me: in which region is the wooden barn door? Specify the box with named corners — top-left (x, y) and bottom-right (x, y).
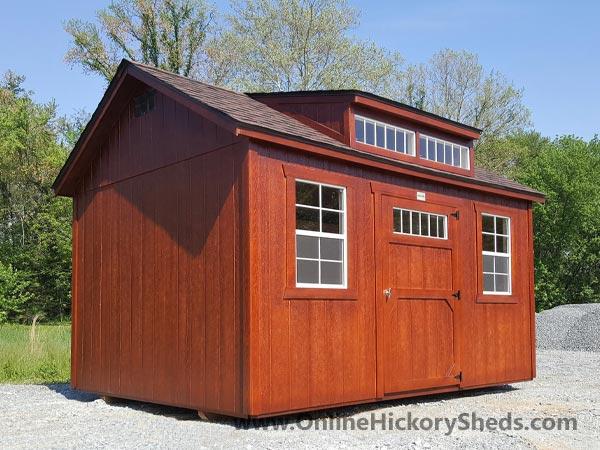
top-left (375, 192), bottom-right (462, 396)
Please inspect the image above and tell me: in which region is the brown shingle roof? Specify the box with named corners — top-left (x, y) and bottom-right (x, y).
top-left (54, 59), bottom-right (544, 200)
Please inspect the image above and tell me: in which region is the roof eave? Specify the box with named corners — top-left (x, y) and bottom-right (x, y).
top-left (235, 125), bottom-right (544, 203)
top-left (53, 59), bottom-right (131, 196)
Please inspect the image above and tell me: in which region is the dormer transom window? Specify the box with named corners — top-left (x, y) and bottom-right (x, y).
top-left (355, 115), bottom-right (416, 156)
top-left (419, 134), bottom-right (470, 170)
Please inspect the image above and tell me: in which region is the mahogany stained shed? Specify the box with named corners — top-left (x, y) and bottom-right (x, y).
top-left (56, 60), bottom-right (542, 419)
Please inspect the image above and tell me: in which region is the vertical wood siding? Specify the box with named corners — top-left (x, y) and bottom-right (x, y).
top-left (71, 86), bottom-right (534, 418)
top-left (72, 91), bottom-right (247, 416)
top-left (248, 141), bottom-right (534, 416)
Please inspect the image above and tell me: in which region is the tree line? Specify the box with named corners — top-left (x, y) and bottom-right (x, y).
top-left (0, 0), bottom-right (598, 322)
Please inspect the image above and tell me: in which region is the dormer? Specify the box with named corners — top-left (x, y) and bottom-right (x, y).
top-left (250, 91), bottom-right (481, 177)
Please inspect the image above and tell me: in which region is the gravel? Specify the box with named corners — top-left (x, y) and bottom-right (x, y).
top-left (536, 303), bottom-right (600, 352)
top-left (2, 350), bottom-right (599, 449)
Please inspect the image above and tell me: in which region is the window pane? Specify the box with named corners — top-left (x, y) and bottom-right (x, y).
top-left (496, 236), bottom-right (508, 253)
top-left (482, 215), bottom-right (495, 233)
top-left (453, 145), bottom-right (460, 167)
top-left (396, 130), bottom-right (405, 153)
top-left (438, 217), bottom-right (446, 238)
top-left (386, 127), bottom-right (395, 150)
top-left (297, 259), bottom-right (319, 284)
top-left (483, 273), bottom-right (495, 292)
top-left (482, 233), bottom-right (495, 252)
top-left (365, 121), bottom-right (375, 145)
top-left (321, 261), bottom-right (343, 285)
top-left (495, 256), bottom-right (509, 274)
top-left (428, 140), bottom-right (436, 160)
top-left (402, 210), bottom-right (411, 233)
top-left (406, 134), bottom-right (415, 155)
top-left (444, 143), bottom-right (452, 165)
top-left (297, 235), bottom-right (319, 259)
top-left (483, 255), bottom-right (494, 272)
top-left (495, 274), bottom-right (509, 292)
top-left (461, 147), bottom-right (469, 169)
top-left (320, 238), bottom-right (343, 261)
top-left (296, 207), bottom-right (320, 231)
top-left (296, 181), bottom-right (319, 207)
top-left (321, 186), bottom-right (343, 210)
top-left (496, 217), bottom-right (509, 235)
top-left (376, 124), bottom-right (385, 147)
top-left (420, 213), bottom-right (429, 236)
top-left (430, 215), bottom-right (438, 237)
top-left (436, 141), bottom-right (444, 162)
top-left (419, 136), bottom-right (427, 158)
top-left (322, 211), bottom-right (342, 234)
top-left (355, 118), bottom-right (365, 142)
top-left (411, 212), bottom-right (420, 235)
top-left (393, 209), bottom-right (402, 232)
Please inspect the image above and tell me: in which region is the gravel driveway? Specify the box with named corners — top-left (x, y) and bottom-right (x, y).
top-left (1, 350), bottom-right (599, 449)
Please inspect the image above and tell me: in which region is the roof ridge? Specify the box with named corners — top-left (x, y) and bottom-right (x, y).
top-left (125, 59), bottom-right (248, 98)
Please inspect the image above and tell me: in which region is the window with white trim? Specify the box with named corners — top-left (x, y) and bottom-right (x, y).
top-left (355, 115), bottom-right (416, 156)
top-left (295, 180), bottom-right (347, 287)
top-left (419, 134), bottom-right (470, 169)
top-left (482, 214), bottom-right (511, 294)
top-left (393, 208), bottom-right (447, 239)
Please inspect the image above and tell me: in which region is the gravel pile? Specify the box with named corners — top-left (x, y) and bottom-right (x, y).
top-left (536, 303), bottom-right (600, 352)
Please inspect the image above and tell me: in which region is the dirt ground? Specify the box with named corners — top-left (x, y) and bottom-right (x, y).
top-left (1, 350), bottom-right (599, 449)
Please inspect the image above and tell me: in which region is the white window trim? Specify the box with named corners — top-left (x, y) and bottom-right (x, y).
top-left (295, 179), bottom-right (348, 289)
top-left (392, 207), bottom-right (448, 240)
top-left (482, 213), bottom-right (512, 295)
top-left (419, 133), bottom-right (470, 170)
top-left (354, 115), bottom-right (416, 156)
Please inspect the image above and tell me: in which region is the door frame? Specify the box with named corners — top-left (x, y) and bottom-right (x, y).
top-left (371, 181), bottom-right (464, 398)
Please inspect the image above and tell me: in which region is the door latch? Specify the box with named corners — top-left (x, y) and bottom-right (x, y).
top-left (384, 288), bottom-right (392, 301)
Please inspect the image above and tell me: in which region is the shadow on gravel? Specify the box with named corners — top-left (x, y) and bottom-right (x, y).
top-left (45, 384), bottom-right (199, 421)
top-left (44, 383), bottom-right (520, 428)
top-left (46, 384), bottom-right (99, 402)
top-left (227, 385), bottom-right (521, 430)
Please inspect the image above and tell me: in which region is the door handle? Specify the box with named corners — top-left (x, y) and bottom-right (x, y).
top-left (384, 288), bottom-right (392, 301)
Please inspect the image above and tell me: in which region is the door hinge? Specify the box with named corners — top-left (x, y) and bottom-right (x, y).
top-left (452, 290), bottom-right (461, 300)
top-left (450, 210), bottom-right (460, 220)
top-left (454, 371), bottom-right (462, 382)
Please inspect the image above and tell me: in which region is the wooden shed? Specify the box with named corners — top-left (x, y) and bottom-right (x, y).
top-left (53, 60), bottom-right (545, 419)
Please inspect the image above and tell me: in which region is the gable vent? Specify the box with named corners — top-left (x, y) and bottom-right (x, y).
top-left (134, 89), bottom-right (156, 117)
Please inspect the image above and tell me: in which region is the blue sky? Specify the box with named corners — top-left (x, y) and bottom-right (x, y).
top-left (1, 0), bottom-right (598, 139)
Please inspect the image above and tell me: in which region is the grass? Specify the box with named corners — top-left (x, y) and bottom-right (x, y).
top-left (0, 322), bottom-right (71, 384)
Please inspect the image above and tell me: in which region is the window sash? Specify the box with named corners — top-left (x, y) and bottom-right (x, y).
top-left (355, 115), bottom-right (416, 156)
top-left (295, 180), bottom-right (348, 288)
top-left (481, 213), bottom-right (512, 295)
top-left (419, 134), bottom-right (470, 169)
top-left (392, 207), bottom-right (448, 240)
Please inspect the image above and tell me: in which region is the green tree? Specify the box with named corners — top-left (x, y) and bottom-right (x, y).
top-left (398, 49), bottom-right (531, 141)
top-left (513, 134), bottom-right (600, 310)
top-left (209, 0), bottom-right (403, 93)
top-left (0, 71), bottom-right (73, 322)
top-left (64, 0), bottom-right (214, 82)
top-left (0, 262), bottom-right (32, 323)
top-left (474, 132), bottom-right (546, 179)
